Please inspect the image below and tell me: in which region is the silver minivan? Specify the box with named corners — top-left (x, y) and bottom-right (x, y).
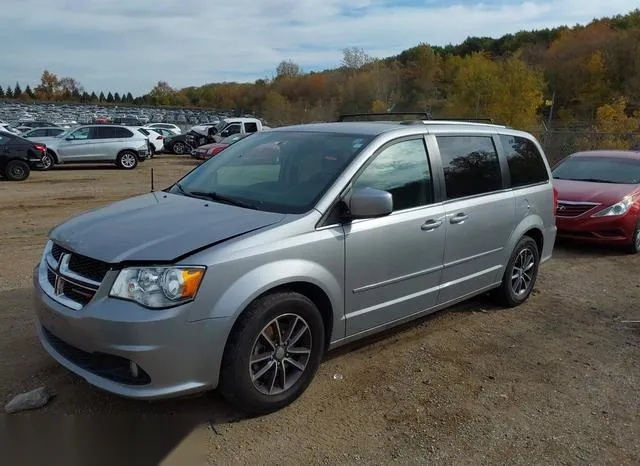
top-left (34, 124), bottom-right (150, 170)
top-left (33, 117), bottom-right (557, 414)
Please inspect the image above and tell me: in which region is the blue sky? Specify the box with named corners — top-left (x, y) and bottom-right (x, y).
top-left (0, 0), bottom-right (637, 95)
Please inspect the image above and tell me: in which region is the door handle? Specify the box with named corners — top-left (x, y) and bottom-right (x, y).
top-left (421, 219), bottom-right (443, 231)
top-left (450, 213), bottom-right (469, 224)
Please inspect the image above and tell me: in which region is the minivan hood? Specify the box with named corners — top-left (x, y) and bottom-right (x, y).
top-left (553, 178), bottom-right (639, 204)
top-left (49, 192), bottom-right (285, 263)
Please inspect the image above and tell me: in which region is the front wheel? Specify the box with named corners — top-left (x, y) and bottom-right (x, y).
top-left (494, 236), bottom-right (540, 307)
top-left (4, 160), bottom-right (30, 181)
top-left (627, 220), bottom-right (640, 254)
top-left (116, 151), bottom-right (138, 170)
top-left (39, 152), bottom-right (54, 171)
top-left (218, 291), bottom-right (325, 415)
top-left (172, 141), bottom-right (187, 154)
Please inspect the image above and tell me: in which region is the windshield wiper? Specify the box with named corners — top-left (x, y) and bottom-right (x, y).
top-left (188, 191), bottom-right (259, 210)
top-left (173, 182), bottom-right (188, 195)
top-left (571, 178), bottom-right (620, 184)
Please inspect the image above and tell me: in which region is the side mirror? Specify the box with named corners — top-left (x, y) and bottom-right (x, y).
top-left (347, 187), bottom-right (393, 219)
top-left (65, 137), bottom-right (73, 141)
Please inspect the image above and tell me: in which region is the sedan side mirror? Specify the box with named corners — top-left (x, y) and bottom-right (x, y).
top-left (347, 187), bottom-right (393, 219)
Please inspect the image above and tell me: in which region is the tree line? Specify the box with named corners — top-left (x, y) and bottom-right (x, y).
top-left (2, 9), bottom-right (640, 134)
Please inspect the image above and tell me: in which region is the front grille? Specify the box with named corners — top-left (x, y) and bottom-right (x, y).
top-left (556, 202), bottom-right (599, 217)
top-left (41, 242), bottom-right (112, 310)
top-left (42, 326), bottom-right (151, 386)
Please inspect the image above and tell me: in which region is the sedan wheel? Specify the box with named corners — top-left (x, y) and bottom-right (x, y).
top-left (172, 142), bottom-right (186, 154)
top-left (4, 160), bottom-right (30, 181)
top-left (116, 151), bottom-right (138, 170)
top-left (40, 153), bottom-right (54, 170)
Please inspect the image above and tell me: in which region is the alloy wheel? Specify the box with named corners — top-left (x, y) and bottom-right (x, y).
top-left (510, 247), bottom-right (536, 297)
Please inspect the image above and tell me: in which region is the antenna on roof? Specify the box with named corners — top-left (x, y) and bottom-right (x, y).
top-left (150, 168), bottom-right (155, 192)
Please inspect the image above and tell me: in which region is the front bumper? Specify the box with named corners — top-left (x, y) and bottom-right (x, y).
top-left (556, 212), bottom-right (637, 245)
top-left (33, 267), bottom-right (230, 400)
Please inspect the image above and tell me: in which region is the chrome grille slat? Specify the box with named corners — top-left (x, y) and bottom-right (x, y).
top-left (556, 201), bottom-right (599, 218)
top-left (39, 241), bottom-right (111, 310)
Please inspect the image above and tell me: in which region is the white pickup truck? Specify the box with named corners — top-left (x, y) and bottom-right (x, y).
top-left (208, 117), bottom-right (267, 142)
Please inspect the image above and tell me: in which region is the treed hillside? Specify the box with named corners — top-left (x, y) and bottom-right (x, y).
top-left (3, 9), bottom-right (640, 135)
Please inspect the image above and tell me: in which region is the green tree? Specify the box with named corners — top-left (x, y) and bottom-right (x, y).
top-left (99, 91), bottom-right (105, 102)
top-left (5, 86), bottom-right (13, 98)
top-left (0, 86), bottom-right (4, 98)
top-left (25, 85), bottom-right (34, 98)
top-left (13, 82), bottom-right (22, 98)
top-left (106, 91), bottom-right (114, 103)
top-left (89, 91), bottom-right (98, 102)
top-left (125, 92), bottom-right (134, 103)
top-left (113, 92), bottom-right (121, 102)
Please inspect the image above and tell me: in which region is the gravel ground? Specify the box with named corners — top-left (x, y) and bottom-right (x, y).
top-left (0, 156), bottom-right (638, 465)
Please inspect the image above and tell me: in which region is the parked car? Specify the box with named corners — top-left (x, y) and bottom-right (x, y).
top-left (165, 118), bottom-right (265, 155)
top-left (32, 116), bottom-right (557, 415)
top-left (146, 123), bottom-right (182, 134)
top-left (0, 130), bottom-right (47, 180)
top-left (137, 127), bottom-right (165, 155)
top-left (191, 133), bottom-right (250, 160)
top-left (33, 125), bottom-right (150, 170)
top-left (21, 127), bottom-right (66, 139)
top-left (552, 150), bottom-right (640, 252)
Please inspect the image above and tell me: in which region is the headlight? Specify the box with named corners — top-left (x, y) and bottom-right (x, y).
top-left (592, 196), bottom-right (633, 217)
top-left (110, 266), bottom-right (206, 308)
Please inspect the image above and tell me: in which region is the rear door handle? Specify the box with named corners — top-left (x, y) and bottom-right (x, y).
top-left (450, 213), bottom-right (469, 224)
top-left (421, 219), bottom-right (443, 231)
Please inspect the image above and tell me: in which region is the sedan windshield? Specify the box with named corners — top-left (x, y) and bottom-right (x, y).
top-left (167, 130), bottom-right (373, 213)
top-left (553, 156), bottom-right (640, 184)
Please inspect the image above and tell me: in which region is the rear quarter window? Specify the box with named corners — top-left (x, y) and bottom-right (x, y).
top-left (114, 128), bottom-right (134, 138)
top-left (500, 134), bottom-right (549, 187)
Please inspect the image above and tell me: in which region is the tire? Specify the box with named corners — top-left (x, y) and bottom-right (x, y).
top-left (116, 151), bottom-right (138, 170)
top-left (627, 220), bottom-right (640, 254)
top-left (494, 236), bottom-right (540, 307)
top-left (4, 160), bottom-right (30, 181)
top-left (39, 151), bottom-right (55, 171)
top-left (218, 291), bottom-right (325, 415)
top-left (172, 142), bottom-right (186, 154)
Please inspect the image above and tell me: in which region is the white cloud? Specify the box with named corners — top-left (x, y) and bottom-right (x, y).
top-left (0, 0), bottom-right (637, 94)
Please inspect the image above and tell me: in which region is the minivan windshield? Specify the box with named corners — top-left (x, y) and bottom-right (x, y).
top-left (553, 156), bottom-right (640, 184)
top-left (167, 130), bottom-right (373, 213)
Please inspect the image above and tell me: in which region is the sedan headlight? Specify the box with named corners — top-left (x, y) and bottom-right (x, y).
top-left (592, 196), bottom-right (633, 217)
top-left (110, 266), bottom-right (206, 308)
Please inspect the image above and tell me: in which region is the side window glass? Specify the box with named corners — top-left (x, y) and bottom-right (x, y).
top-left (353, 138), bottom-right (432, 211)
top-left (437, 136), bottom-right (502, 200)
top-left (114, 128), bottom-right (133, 138)
top-left (244, 122), bottom-right (258, 133)
top-left (500, 135), bottom-right (549, 187)
top-left (70, 127), bottom-right (91, 140)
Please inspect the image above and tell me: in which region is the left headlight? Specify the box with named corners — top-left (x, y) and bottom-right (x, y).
top-left (592, 196), bottom-right (633, 217)
top-left (110, 266), bottom-right (206, 309)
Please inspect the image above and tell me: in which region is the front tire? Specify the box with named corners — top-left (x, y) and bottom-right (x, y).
top-left (627, 220), bottom-right (640, 254)
top-left (172, 142), bottom-right (187, 154)
top-left (4, 160), bottom-right (30, 181)
top-left (495, 236), bottom-right (540, 307)
top-left (219, 291), bottom-right (325, 415)
top-left (116, 151), bottom-right (138, 170)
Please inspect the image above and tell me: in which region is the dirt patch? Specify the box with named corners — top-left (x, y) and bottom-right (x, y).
top-left (0, 155), bottom-right (638, 465)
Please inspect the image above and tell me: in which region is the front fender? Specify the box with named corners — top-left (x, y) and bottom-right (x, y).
top-left (196, 259), bottom-right (344, 340)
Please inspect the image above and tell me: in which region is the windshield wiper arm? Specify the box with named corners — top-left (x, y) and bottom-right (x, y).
top-left (572, 178), bottom-right (619, 184)
top-left (188, 191), bottom-right (259, 210)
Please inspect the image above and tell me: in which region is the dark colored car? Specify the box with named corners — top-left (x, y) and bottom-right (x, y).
top-left (191, 134), bottom-right (249, 160)
top-left (0, 130), bottom-right (47, 180)
top-left (552, 150), bottom-right (640, 253)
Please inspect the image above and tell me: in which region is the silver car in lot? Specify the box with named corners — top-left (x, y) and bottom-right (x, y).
top-left (33, 124), bottom-right (150, 170)
top-left (33, 118), bottom-right (557, 414)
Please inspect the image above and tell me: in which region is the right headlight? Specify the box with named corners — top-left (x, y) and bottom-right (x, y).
top-left (109, 266), bottom-right (206, 309)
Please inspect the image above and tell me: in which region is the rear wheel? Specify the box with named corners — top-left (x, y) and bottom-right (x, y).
top-left (40, 152), bottom-right (54, 171)
top-left (4, 160), bottom-right (30, 181)
top-left (116, 151), bottom-right (138, 170)
top-left (494, 236), bottom-right (540, 307)
top-left (218, 291), bottom-right (325, 415)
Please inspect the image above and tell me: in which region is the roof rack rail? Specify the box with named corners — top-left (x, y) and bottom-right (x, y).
top-left (337, 113), bottom-right (496, 124)
top-left (337, 112), bottom-right (431, 122)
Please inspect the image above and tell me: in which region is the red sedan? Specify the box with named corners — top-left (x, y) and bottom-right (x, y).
top-left (552, 150), bottom-right (640, 253)
top-left (192, 134), bottom-right (249, 160)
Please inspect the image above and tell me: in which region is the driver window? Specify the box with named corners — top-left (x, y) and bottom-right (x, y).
top-left (222, 124), bottom-right (241, 137)
top-left (70, 127), bottom-right (92, 140)
top-left (353, 138), bottom-right (433, 211)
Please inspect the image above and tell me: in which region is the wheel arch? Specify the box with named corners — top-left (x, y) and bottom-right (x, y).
top-left (47, 148), bottom-right (60, 163)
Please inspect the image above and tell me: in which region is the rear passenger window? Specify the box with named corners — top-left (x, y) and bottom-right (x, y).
top-left (113, 128), bottom-right (133, 138)
top-left (436, 136), bottom-right (502, 200)
top-left (353, 138), bottom-right (433, 211)
top-left (94, 127), bottom-right (115, 139)
top-left (500, 135), bottom-right (549, 187)
top-left (244, 122), bottom-right (258, 133)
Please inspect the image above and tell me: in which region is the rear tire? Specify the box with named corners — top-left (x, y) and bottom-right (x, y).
top-left (116, 151), bottom-right (138, 170)
top-left (494, 236), bottom-right (540, 307)
top-left (218, 291), bottom-right (325, 415)
top-left (4, 160), bottom-right (30, 181)
top-left (40, 152), bottom-right (54, 171)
